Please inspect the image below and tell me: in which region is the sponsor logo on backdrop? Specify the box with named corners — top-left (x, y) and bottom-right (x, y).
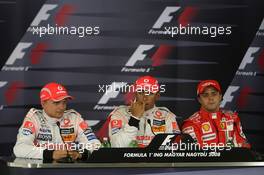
top-left (28, 4), bottom-right (100, 37)
top-left (220, 86), bottom-right (239, 108)
top-left (236, 47), bottom-right (262, 76)
top-left (256, 18), bottom-right (264, 36)
top-left (2, 42), bottom-right (48, 71)
top-left (0, 81), bottom-right (8, 110)
top-left (121, 45), bottom-right (154, 73)
top-left (121, 44), bottom-right (172, 72)
top-left (30, 4), bottom-right (58, 26)
top-left (94, 82), bottom-right (127, 111)
top-left (148, 6), bottom-right (232, 38)
top-left (2, 43), bottom-right (32, 71)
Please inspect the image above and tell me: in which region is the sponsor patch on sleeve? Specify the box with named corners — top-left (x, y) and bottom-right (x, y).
top-left (172, 122), bottom-right (179, 130)
top-left (111, 119), bottom-right (122, 128)
top-left (83, 128), bottom-right (97, 141)
top-left (182, 126), bottom-right (194, 134)
top-left (23, 121), bottom-right (35, 133)
top-left (22, 128), bottom-right (33, 135)
top-left (111, 128), bottom-right (120, 135)
top-left (79, 121), bottom-right (88, 130)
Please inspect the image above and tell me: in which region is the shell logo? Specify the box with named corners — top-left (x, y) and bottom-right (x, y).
top-left (202, 123), bottom-right (210, 132)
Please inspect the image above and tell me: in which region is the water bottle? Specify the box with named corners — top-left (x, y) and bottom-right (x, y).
top-left (227, 139), bottom-right (235, 147)
top-left (101, 137), bottom-right (111, 148)
top-left (129, 139), bottom-right (138, 148)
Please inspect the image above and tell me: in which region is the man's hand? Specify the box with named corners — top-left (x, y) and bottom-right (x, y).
top-left (68, 151), bottom-right (81, 160)
top-left (52, 150), bottom-right (68, 160)
top-left (130, 100), bottom-right (145, 118)
top-left (52, 150), bottom-right (81, 160)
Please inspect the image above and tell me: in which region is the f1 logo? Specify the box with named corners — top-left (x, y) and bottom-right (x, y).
top-left (239, 47), bottom-right (260, 70)
top-left (259, 18), bottom-right (264, 30)
top-left (5, 42), bottom-right (32, 65)
top-left (125, 45), bottom-right (154, 66)
top-left (220, 86), bottom-right (239, 108)
top-left (161, 135), bottom-right (175, 146)
top-left (31, 4), bottom-right (58, 26)
top-left (98, 82), bottom-right (127, 104)
top-left (0, 82), bottom-right (8, 88)
top-left (152, 7), bottom-right (181, 29)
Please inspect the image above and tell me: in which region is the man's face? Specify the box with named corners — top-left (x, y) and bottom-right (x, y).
top-left (41, 99), bottom-right (67, 118)
top-left (135, 91), bottom-right (160, 111)
top-left (198, 87), bottom-right (222, 112)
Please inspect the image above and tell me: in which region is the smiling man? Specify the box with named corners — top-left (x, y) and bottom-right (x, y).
top-left (108, 75), bottom-right (180, 148)
top-left (182, 80), bottom-right (250, 148)
top-left (13, 82), bottom-right (101, 161)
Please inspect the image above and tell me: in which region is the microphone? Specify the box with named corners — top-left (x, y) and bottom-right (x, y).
top-left (56, 121), bottom-right (74, 163)
top-left (147, 119), bottom-right (156, 136)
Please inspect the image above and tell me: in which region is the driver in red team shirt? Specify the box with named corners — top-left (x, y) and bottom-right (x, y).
top-left (182, 80), bottom-right (250, 148)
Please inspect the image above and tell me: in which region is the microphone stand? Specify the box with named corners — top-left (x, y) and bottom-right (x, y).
top-left (56, 122), bottom-right (74, 163)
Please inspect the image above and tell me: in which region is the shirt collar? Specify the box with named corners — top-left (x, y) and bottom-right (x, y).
top-left (42, 110), bottom-right (63, 125)
top-left (199, 107), bottom-right (222, 120)
top-left (144, 105), bottom-right (156, 117)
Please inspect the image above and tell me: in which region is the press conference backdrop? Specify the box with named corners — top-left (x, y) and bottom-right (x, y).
top-left (0, 0), bottom-right (263, 155)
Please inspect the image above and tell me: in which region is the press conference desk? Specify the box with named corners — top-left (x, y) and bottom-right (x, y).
top-left (2, 157), bottom-right (264, 175)
top-left (6, 158), bottom-right (264, 168)
top-left (3, 134), bottom-right (264, 175)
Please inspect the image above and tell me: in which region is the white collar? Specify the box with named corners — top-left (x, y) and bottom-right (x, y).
top-left (42, 110), bottom-right (63, 125)
top-left (143, 105), bottom-right (156, 117)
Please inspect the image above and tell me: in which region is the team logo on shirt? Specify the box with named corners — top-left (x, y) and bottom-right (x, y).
top-left (111, 119), bottom-right (122, 128)
top-left (226, 120), bottom-right (234, 131)
top-left (22, 128), bottom-right (33, 135)
top-left (172, 122), bottom-right (179, 132)
top-left (79, 121), bottom-right (88, 130)
top-left (201, 122), bottom-right (212, 134)
top-left (23, 121), bottom-right (36, 133)
top-left (37, 133), bottom-right (52, 141)
top-left (154, 111), bottom-right (164, 119)
top-left (153, 119), bottom-right (165, 126)
top-left (220, 122), bottom-right (226, 130)
top-left (60, 128), bottom-right (74, 134)
top-left (62, 134), bottom-right (76, 142)
top-left (152, 126), bottom-right (166, 133)
top-left (61, 118), bottom-right (73, 127)
top-left (202, 133), bottom-right (216, 141)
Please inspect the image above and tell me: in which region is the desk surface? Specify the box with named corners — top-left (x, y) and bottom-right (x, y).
top-left (5, 158), bottom-right (264, 168)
